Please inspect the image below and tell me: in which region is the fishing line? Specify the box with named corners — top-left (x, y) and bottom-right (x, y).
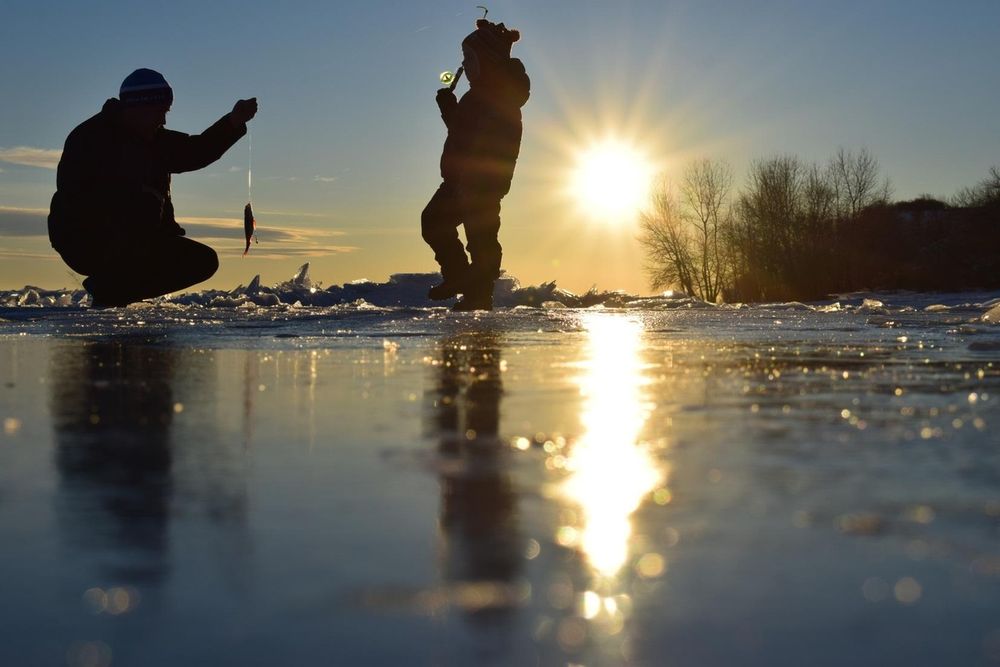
top-left (243, 128), bottom-right (258, 256)
top-left (248, 130), bottom-right (253, 204)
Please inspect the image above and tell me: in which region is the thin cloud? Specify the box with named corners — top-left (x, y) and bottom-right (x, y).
top-left (313, 176), bottom-right (338, 183)
top-left (216, 247), bottom-right (358, 259)
top-left (336, 226), bottom-right (412, 237)
top-left (0, 208), bottom-right (357, 259)
top-left (178, 216), bottom-right (359, 258)
top-left (0, 207), bottom-right (48, 236)
top-left (0, 146), bottom-right (62, 169)
top-left (0, 249), bottom-right (57, 261)
top-left (256, 209), bottom-right (331, 219)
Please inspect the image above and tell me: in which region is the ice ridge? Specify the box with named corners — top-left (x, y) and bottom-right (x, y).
top-left (4, 263), bottom-right (1000, 317)
top-left (0, 263), bottom-right (699, 310)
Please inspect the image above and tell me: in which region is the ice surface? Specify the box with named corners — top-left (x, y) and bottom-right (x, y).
top-left (3, 281), bottom-right (1000, 665)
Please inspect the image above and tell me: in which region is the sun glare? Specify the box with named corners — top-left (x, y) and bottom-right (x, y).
top-left (570, 140), bottom-right (654, 224)
top-left (561, 314), bottom-right (664, 579)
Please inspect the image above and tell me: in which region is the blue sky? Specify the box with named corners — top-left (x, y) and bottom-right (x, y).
top-left (1, 0), bottom-right (998, 293)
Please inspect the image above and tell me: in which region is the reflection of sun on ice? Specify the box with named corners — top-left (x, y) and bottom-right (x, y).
top-left (561, 314), bottom-right (664, 579)
top-left (570, 140), bottom-right (654, 224)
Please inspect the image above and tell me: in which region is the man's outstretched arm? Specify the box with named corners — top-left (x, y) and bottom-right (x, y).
top-left (162, 98), bottom-right (258, 174)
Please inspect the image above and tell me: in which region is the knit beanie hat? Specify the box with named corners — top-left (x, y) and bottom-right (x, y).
top-left (119, 68), bottom-right (173, 107)
top-left (462, 19), bottom-right (520, 62)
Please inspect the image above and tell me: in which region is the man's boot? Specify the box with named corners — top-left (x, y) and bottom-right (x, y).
top-left (82, 276), bottom-right (115, 309)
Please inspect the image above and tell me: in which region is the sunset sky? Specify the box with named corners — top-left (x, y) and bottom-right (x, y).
top-left (2, 0), bottom-right (998, 294)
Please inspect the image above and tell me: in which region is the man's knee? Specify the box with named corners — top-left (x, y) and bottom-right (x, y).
top-left (196, 245), bottom-right (219, 281)
top-left (176, 239), bottom-right (217, 283)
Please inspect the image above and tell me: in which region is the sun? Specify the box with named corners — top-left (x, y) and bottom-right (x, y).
top-left (570, 140), bottom-right (654, 224)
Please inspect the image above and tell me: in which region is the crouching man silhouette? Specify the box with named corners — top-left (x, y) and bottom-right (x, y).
top-left (422, 17), bottom-right (530, 311)
top-left (48, 68), bottom-right (257, 307)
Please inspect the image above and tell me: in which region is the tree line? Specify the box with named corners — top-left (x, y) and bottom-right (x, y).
top-left (639, 151), bottom-right (1000, 302)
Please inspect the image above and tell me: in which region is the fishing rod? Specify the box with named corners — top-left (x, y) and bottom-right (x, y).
top-left (440, 66), bottom-right (464, 90)
top-left (438, 5), bottom-right (487, 89)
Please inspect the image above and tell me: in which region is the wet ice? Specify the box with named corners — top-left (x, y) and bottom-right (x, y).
top-left (2, 279), bottom-right (1000, 666)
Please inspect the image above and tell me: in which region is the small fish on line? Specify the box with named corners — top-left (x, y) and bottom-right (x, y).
top-left (243, 202), bottom-right (257, 256)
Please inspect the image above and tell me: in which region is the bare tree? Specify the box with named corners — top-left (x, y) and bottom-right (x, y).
top-left (737, 155), bottom-right (803, 276)
top-left (802, 164), bottom-right (838, 224)
top-left (639, 181), bottom-right (696, 296)
top-left (828, 147), bottom-right (891, 217)
top-left (639, 161), bottom-right (734, 301)
top-left (728, 155), bottom-right (845, 300)
top-left (679, 159), bottom-right (733, 303)
top-left (641, 148), bottom-right (905, 302)
top-left (952, 166), bottom-right (1000, 207)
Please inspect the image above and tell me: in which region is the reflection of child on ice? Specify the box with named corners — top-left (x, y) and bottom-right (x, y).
top-left (422, 17), bottom-right (530, 311)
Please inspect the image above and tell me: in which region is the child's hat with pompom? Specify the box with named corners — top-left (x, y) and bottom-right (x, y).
top-left (462, 19), bottom-right (520, 61)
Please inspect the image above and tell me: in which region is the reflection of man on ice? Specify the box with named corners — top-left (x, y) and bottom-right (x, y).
top-left (422, 17), bottom-right (530, 311)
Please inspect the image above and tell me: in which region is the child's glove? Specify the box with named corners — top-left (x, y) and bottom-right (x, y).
top-left (436, 88), bottom-right (457, 110)
top-left (436, 88), bottom-right (458, 126)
